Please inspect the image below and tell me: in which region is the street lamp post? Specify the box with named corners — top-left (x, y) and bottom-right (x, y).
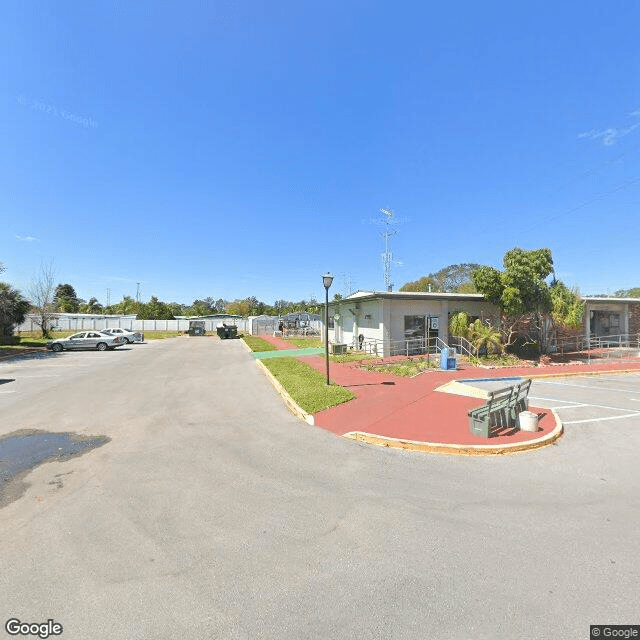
top-left (322, 273), bottom-right (334, 385)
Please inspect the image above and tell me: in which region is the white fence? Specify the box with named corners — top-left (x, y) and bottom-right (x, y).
top-left (16, 315), bottom-right (252, 334)
top-left (16, 314), bottom-right (322, 336)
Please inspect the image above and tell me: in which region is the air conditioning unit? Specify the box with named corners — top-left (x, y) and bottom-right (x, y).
top-left (330, 343), bottom-right (347, 355)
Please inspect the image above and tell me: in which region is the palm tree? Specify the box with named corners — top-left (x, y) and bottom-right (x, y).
top-left (468, 319), bottom-right (503, 355)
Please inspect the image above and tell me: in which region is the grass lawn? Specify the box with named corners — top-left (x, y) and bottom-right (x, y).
top-left (242, 335), bottom-right (278, 352)
top-left (364, 357), bottom-right (440, 377)
top-left (282, 336), bottom-right (323, 349)
top-left (1, 331), bottom-right (76, 348)
top-left (262, 357), bottom-right (355, 414)
top-left (141, 331), bottom-right (182, 340)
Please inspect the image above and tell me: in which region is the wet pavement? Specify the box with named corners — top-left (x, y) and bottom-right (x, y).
top-left (0, 429), bottom-right (110, 508)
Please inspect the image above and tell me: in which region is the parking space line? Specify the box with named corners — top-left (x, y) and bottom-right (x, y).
top-left (530, 394), bottom-right (637, 413)
top-left (564, 412), bottom-right (640, 425)
top-left (529, 395), bottom-right (586, 405)
top-left (536, 380), bottom-right (640, 394)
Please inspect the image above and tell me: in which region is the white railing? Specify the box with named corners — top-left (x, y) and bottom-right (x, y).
top-left (551, 333), bottom-right (640, 362)
top-left (354, 335), bottom-right (452, 358)
top-left (447, 335), bottom-right (477, 357)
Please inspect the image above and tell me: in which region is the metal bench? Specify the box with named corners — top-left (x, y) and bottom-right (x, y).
top-left (467, 379), bottom-right (532, 438)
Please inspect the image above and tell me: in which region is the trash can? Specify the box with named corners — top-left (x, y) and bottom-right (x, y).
top-left (440, 347), bottom-right (457, 370)
top-left (518, 411), bottom-right (539, 432)
top-left (188, 321), bottom-right (206, 336)
top-left (217, 324), bottom-right (238, 339)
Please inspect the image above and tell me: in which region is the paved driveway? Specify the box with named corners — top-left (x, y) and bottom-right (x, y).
top-left (1, 340), bottom-right (639, 640)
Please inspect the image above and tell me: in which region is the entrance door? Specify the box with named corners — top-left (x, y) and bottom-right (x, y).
top-left (590, 311), bottom-right (621, 339)
top-left (404, 315), bottom-right (425, 354)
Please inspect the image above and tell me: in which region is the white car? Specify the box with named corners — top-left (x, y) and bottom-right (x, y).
top-left (100, 328), bottom-right (144, 343)
top-left (46, 331), bottom-right (124, 352)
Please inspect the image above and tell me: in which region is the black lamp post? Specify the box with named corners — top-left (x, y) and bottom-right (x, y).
top-left (322, 273), bottom-right (334, 385)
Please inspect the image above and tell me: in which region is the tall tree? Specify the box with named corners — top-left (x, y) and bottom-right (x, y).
top-left (399, 276), bottom-right (440, 293)
top-left (473, 248), bottom-right (584, 352)
top-left (80, 297), bottom-right (103, 314)
top-left (54, 283), bottom-right (80, 312)
top-left (29, 260), bottom-right (58, 338)
top-left (0, 282), bottom-right (31, 340)
top-left (400, 263), bottom-right (483, 293)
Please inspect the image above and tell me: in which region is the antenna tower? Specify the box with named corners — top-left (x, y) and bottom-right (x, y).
top-left (379, 208), bottom-right (398, 291)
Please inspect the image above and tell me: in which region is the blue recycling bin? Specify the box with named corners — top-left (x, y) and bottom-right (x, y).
top-left (440, 348), bottom-right (457, 370)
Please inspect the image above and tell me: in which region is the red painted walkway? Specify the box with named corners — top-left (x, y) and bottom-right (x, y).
top-left (255, 334), bottom-right (640, 446)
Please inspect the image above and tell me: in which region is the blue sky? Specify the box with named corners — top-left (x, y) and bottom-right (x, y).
top-left (2, 1), bottom-right (640, 305)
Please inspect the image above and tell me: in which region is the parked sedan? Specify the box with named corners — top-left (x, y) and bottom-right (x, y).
top-left (46, 331), bottom-right (124, 352)
top-left (100, 328), bottom-right (144, 343)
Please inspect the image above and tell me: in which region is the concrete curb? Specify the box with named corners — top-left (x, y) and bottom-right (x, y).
top-left (239, 338), bottom-right (253, 354)
top-left (527, 367), bottom-right (640, 380)
top-left (343, 409), bottom-right (564, 456)
top-left (254, 359), bottom-right (315, 425)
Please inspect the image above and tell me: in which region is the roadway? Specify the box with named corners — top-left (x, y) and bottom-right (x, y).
top-left (1, 338), bottom-right (638, 640)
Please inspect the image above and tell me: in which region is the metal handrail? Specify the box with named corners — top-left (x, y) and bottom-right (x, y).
top-left (353, 335), bottom-right (453, 358)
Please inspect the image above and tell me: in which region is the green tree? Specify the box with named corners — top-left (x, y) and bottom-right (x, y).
top-left (399, 276), bottom-right (440, 292)
top-left (0, 282), bottom-right (31, 340)
top-left (448, 311), bottom-right (471, 337)
top-left (613, 287), bottom-right (640, 297)
top-left (472, 248), bottom-right (584, 352)
top-left (188, 299), bottom-right (213, 316)
top-left (137, 296), bottom-right (174, 319)
top-left (80, 297), bottom-right (103, 314)
top-left (54, 283), bottom-right (80, 312)
top-left (431, 263), bottom-right (482, 292)
top-left (467, 319), bottom-right (503, 355)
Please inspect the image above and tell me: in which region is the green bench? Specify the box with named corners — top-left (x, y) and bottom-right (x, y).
top-left (468, 379), bottom-right (532, 438)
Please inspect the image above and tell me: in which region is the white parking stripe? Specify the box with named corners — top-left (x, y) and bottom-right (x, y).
top-left (530, 394), bottom-right (639, 413)
top-left (529, 395), bottom-right (586, 405)
top-left (536, 380), bottom-right (640, 393)
top-left (564, 412), bottom-right (640, 425)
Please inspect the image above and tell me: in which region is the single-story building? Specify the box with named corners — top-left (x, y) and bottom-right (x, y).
top-left (326, 291), bottom-right (640, 357)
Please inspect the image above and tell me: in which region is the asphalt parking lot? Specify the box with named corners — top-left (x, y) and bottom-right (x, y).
top-left (1, 340), bottom-right (639, 640)
top-left (467, 373), bottom-right (640, 427)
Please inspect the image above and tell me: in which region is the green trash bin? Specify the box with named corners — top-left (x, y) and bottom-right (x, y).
top-left (217, 324), bottom-right (238, 339)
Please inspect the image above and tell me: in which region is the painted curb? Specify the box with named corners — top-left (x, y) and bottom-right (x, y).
top-left (343, 409), bottom-right (564, 456)
top-left (254, 359), bottom-right (315, 425)
top-left (526, 367), bottom-right (640, 380)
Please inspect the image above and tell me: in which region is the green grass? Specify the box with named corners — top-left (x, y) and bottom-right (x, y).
top-left (262, 357), bottom-right (355, 413)
top-left (142, 331), bottom-right (182, 340)
top-left (1, 331), bottom-right (76, 348)
top-left (364, 357), bottom-right (440, 377)
top-left (283, 336), bottom-right (323, 349)
top-left (242, 335), bottom-right (278, 352)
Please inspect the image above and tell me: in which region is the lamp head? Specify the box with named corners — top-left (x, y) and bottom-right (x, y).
top-left (322, 273), bottom-right (334, 289)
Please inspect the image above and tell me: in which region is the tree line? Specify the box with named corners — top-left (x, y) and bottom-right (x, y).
top-left (0, 260), bottom-right (326, 338)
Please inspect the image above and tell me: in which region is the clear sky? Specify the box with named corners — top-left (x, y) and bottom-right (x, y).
top-left (2, 1), bottom-right (640, 305)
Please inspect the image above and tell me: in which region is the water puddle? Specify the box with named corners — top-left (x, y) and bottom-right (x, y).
top-left (0, 430), bottom-right (110, 508)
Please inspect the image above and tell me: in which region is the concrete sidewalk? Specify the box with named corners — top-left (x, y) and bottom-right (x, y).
top-left (253, 334), bottom-right (640, 453)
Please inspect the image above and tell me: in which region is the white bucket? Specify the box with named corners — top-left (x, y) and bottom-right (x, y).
top-left (519, 411), bottom-right (539, 432)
